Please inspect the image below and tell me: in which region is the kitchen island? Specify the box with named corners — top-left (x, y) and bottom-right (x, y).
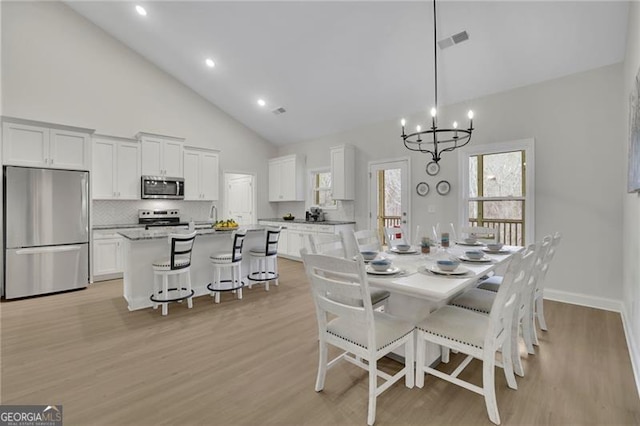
top-left (118, 225), bottom-right (270, 311)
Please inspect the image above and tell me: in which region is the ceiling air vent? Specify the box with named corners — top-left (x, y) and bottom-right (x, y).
top-left (438, 30), bottom-right (469, 50)
top-left (271, 107), bottom-right (286, 115)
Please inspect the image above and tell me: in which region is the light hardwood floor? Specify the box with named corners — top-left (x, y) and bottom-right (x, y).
top-left (1, 258), bottom-right (639, 425)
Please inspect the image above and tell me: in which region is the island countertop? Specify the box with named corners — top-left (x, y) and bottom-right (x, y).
top-left (118, 225), bottom-right (266, 241)
top-left (258, 218), bottom-right (356, 225)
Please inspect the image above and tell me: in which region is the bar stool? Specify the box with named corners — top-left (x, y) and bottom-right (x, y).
top-left (247, 227), bottom-right (281, 291)
top-left (150, 231), bottom-right (197, 316)
top-left (207, 230), bottom-right (247, 303)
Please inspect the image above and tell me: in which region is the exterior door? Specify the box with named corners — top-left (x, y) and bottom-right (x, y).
top-left (368, 159), bottom-right (410, 246)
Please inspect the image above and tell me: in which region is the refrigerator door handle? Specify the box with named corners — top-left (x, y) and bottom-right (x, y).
top-left (16, 245), bottom-right (82, 255)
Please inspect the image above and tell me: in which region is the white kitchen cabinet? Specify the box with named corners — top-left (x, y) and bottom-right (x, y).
top-left (138, 132), bottom-right (184, 177)
top-left (2, 118), bottom-right (92, 170)
top-left (183, 147), bottom-right (219, 200)
top-left (92, 135), bottom-right (141, 200)
top-left (268, 154), bottom-right (305, 201)
top-left (92, 230), bottom-right (126, 281)
top-left (330, 144), bottom-right (355, 200)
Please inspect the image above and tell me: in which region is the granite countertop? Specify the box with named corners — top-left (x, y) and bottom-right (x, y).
top-left (118, 224), bottom-right (265, 241)
top-left (259, 218), bottom-right (356, 225)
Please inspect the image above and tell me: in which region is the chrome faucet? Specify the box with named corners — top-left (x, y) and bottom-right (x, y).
top-left (208, 204), bottom-right (218, 223)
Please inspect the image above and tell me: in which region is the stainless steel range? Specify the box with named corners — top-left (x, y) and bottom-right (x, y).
top-left (138, 209), bottom-right (187, 229)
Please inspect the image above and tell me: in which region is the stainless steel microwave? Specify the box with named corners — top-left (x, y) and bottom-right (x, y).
top-left (141, 176), bottom-right (185, 199)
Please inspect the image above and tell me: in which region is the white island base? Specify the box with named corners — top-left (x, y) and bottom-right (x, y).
top-left (121, 228), bottom-right (267, 311)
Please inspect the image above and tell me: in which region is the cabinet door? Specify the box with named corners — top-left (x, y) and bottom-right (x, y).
top-left (287, 230), bottom-right (313, 258)
top-left (268, 160), bottom-right (281, 201)
top-left (116, 142), bottom-right (141, 199)
top-left (92, 139), bottom-right (116, 199)
top-left (183, 150), bottom-right (201, 200)
top-left (141, 138), bottom-right (163, 176)
top-left (93, 238), bottom-right (122, 276)
top-left (279, 157), bottom-right (297, 201)
top-left (162, 141), bottom-right (183, 177)
top-left (2, 122), bottom-right (49, 167)
top-left (50, 129), bottom-right (90, 170)
top-left (331, 146), bottom-right (354, 200)
top-left (200, 152), bottom-right (219, 200)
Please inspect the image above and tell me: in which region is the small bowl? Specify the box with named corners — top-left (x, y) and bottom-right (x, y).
top-left (370, 259), bottom-right (392, 272)
top-left (437, 259), bottom-right (460, 272)
top-left (394, 244), bottom-right (411, 252)
top-left (465, 250), bottom-right (484, 260)
top-left (464, 237), bottom-right (478, 244)
top-left (282, 216), bottom-right (295, 221)
top-left (486, 243), bottom-right (504, 251)
top-left (360, 251), bottom-right (378, 261)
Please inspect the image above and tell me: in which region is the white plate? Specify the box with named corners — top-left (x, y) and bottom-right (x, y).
top-left (458, 255), bottom-right (493, 263)
top-left (482, 248), bottom-right (510, 254)
top-left (427, 265), bottom-right (470, 276)
top-left (390, 248), bottom-right (419, 254)
top-left (366, 265), bottom-right (401, 275)
top-left (456, 241), bottom-right (484, 247)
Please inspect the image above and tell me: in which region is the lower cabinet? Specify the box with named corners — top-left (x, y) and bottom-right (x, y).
top-left (92, 231), bottom-right (125, 282)
top-left (258, 221), bottom-right (354, 260)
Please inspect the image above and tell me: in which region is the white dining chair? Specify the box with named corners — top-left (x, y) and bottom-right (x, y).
top-left (449, 240), bottom-right (549, 377)
top-left (301, 250), bottom-right (415, 426)
top-left (353, 229), bottom-right (382, 253)
top-left (460, 226), bottom-right (499, 243)
top-left (314, 231), bottom-right (391, 311)
top-left (415, 248), bottom-right (535, 425)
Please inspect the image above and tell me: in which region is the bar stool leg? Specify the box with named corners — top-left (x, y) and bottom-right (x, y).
top-left (186, 271), bottom-right (193, 309)
top-left (162, 274), bottom-right (169, 316)
top-left (263, 259), bottom-right (270, 291)
top-left (215, 268), bottom-right (221, 304)
top-left (236, 265), bottom-right (243, 300)
top-left (152, 273), bottom-right (159, 310)
top-left (273, 256), bottom-right (279, 287)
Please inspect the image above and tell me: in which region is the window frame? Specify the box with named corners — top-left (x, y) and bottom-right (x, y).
top-left (308, 167), bottom-right (337, 210)
top-left (458, 138), bottom-right (535, 245)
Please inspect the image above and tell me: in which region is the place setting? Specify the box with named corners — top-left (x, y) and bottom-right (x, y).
top-left (455, 235), bottom-right (486, 247)
top-left (388, 244), bottom-right (420, 255)
top-left (481, 242), bottom-right (512, 254)
top-left (420, 259), bottom-right (472, 277)
top-left (365, 259), bottom-right (410, 277)
top-left (457, 249), bottom-right (494, 263)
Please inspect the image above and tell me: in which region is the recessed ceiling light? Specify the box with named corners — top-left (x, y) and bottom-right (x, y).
top-left (257, 99), bottom-right (266, 107)
top-left (135, 5), bottom-right (147, 16)
top-left (205, 58), bottom-right (215, 68)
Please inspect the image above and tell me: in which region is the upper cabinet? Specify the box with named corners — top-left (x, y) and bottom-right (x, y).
top-left (330, 144), bottom-right (355, 200)
top-left (183, 147), bottom-right (219, 201)
top-left (137, 132), bottom-right (184, 177)
top-left (92, 135), bottom-right (141, 200)
top-left (2, 117), bottom-right (92, 170)
top-left (268, 154), bottom-right (305, 202)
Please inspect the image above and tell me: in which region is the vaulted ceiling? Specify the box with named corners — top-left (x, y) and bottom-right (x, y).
top-left (67, 1), bottom-right (629, 145)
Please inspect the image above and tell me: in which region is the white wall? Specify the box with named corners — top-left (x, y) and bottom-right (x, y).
top-left (622, 0), bottom-right (640, 393)
top-left (0, 1), bottom-right (278, 219)
top-left (279, 63), bottom-right (625, 305)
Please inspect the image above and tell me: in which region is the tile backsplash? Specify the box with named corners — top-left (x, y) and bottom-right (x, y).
top-left (92, 200), bottom-right (215, 226)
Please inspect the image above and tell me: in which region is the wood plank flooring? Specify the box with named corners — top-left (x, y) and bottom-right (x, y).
top-left (1, 258), bottom-right (639, 425)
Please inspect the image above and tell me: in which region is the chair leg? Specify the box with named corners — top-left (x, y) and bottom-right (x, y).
top-left (441, 346), bottom-right (450, 364)
top-left (315, 338), bottom-right (328, 392)
top-left (214, 268), bottom-right (221, 304)
top-left (522, 309), bottom-right (535, 355)
top-left (186, 271), bottom-right (193, 309)
top-left (367, 358), bottom-right (377, 426)
top-left (161, 274), bottom-right (169, 316)
top-left (405, 335), bottom-right (415, 388)
top-left (482, 354), bottom-right (500, 425)
top-left (415, 332), bottom-right (425, 388)
top-left (503, 324), bottom-right (519, 388)
top-left (536, 295), bottom-right (548, 331)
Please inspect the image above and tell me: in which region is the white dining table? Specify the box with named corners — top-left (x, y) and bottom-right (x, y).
top-left (366, 244), bottom-right (523, 364)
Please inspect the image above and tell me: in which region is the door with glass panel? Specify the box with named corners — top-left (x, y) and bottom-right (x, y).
top-left (368, 159), bottom-right (410, 246)
top-left (461, 140), bottom-right (534, 246)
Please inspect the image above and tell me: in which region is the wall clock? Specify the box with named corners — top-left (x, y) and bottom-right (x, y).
top-left (416, 182), bottom-right (430, 196)
top-left (426, 161), bottom-right (440, 176)
top-left (436, 180), bottom-right (451, 195)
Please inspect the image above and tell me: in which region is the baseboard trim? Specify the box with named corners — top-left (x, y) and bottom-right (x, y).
top-left (544, 288), bottom-right (623, 312)
top-left (621, 306), bottom-right (640, 398)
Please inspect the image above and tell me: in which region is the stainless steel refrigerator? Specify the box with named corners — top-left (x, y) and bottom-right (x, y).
top-left (4, 166), bottom-right (89, 299)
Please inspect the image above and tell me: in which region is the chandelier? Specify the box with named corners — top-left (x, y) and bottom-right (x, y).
top-left (400, 0), bottom-right (474, 164)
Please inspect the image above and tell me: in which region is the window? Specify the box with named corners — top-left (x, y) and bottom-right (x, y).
top-left (459, 139), bottom-right (534, 246)
top-left (310, 169), bottom-right (336, 209)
